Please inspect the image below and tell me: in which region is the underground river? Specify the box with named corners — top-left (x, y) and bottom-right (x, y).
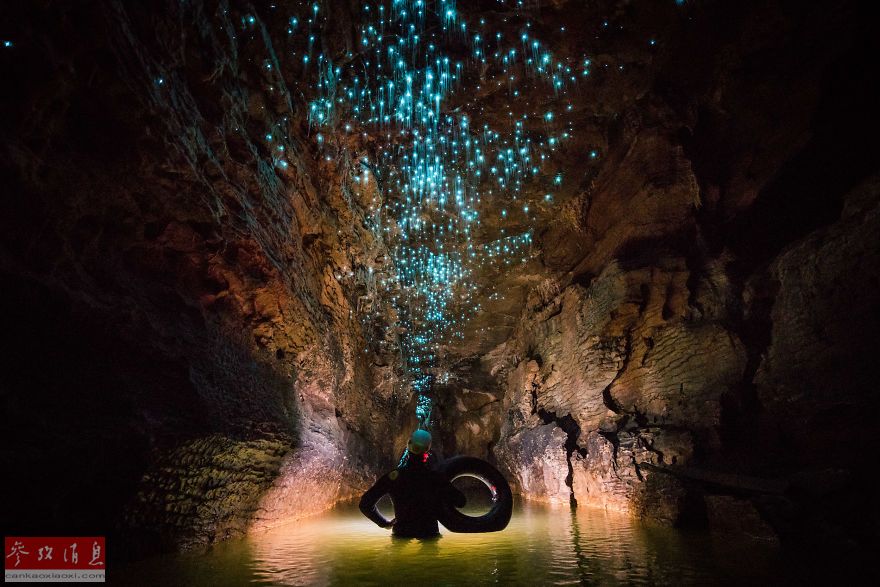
top-left (115, 500), bottom-right (789, 586)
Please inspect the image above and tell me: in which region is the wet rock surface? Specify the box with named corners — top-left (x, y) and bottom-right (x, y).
top-left (469, 0), bottom-right (879, 553)
top-left (489, 173), bottom-right (880, 544)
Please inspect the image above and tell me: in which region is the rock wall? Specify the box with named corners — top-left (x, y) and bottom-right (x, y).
top-left (492, 174), bottom-right (879, 539)
top-left (754, 177), bottom-right (880, 471)
top-left (1, 0), bottom-right (411, 554)
top-left (483, 0), bottom-right (880, 549)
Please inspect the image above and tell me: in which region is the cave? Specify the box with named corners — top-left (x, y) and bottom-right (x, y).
top-left (2, 0), bottom-right (878, 584)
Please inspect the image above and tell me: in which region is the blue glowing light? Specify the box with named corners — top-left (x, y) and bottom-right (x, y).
top-left (289, 0), bottom-right (582, 425)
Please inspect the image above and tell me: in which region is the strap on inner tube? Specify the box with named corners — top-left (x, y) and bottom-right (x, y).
top-left (437, 456), bottom-right (513, 533)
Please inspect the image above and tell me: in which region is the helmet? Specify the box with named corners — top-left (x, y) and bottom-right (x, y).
top-left (407, 429), bottom-right (432, 455)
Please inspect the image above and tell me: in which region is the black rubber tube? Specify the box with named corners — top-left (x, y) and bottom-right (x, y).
top-left (437, 456), bottom-right (513, 533)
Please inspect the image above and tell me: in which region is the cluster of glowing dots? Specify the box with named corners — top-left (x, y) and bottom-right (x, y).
top-left (141, 0), bottom-right (668, 423)
top-left (299, 0), bottom-right (584, 423)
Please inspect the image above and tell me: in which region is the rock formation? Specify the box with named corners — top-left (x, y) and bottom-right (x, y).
top-left (1, 0), bottom-right (415, 554)
top-left (478, 1), bottom-right (880, 550)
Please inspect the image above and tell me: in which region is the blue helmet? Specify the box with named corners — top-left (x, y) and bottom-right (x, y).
top-left (407, 429), bottom-right (432, 454)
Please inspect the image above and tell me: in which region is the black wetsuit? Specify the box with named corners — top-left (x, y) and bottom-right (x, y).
top-left (359, 454), bottom-right (466, 538)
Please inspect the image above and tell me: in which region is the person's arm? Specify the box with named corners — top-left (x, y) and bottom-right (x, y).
top-left (359, 474), bottom-right (394, 528)
top-left (442, 477), bottom-right (467, 508)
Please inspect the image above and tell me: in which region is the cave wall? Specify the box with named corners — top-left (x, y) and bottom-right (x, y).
top-left (481, 0), bottom-right (880, 547)
top-left (429, 360), bottom-right (503, 462)
top-left (1, 0), bottom-right (411, 553)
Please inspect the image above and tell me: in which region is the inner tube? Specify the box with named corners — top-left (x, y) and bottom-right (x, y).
top-left (437, 456), bottom-right (513, 533)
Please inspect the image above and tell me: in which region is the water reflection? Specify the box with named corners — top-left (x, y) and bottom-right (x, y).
top-left (115, 500), bottom-right (785, 586)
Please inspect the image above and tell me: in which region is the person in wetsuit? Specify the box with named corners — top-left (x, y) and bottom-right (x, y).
top-left (359, 429), bottom-right (466, 538)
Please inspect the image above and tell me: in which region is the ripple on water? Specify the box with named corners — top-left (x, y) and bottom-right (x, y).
top-left (115, 500), bottom-right (787, 586)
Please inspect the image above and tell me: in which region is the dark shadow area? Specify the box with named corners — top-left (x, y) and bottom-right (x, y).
top-left (1, 274), bottom-right (159, 537)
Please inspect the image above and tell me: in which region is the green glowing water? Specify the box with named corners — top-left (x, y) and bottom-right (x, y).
top-left (115, 500), bottom-right (788, 585)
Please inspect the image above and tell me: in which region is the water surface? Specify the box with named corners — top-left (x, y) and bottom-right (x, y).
top-left (116, 500), bottom-right (787, 585)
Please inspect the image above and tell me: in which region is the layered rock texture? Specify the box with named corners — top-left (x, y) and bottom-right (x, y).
top-left (2, 0), bottom-right (878, 558)
top-left (491, 173), bottom-right (879, 544)
top-left (475, 0), bottom-right (880, 551)
top-left (1, 0), bottom-right (413, 554)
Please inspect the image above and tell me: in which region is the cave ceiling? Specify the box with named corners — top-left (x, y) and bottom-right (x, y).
top-left (268, 0), bottom-right (693, 394)
top-left (3, 0), bottom-right (822, 410)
